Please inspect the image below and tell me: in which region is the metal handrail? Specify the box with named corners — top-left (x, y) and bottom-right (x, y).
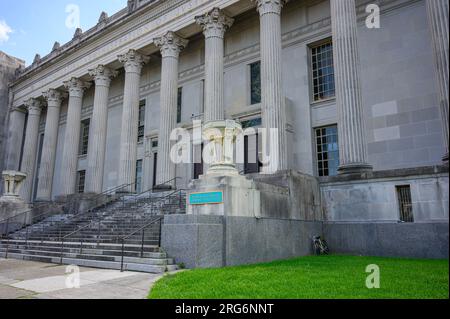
top-left (0, 182), bottom-right (134, 234)
top-left (55, 177), bottom-right (184, 264)
top-left (120, 216), bottom-right (163, 272)
top-left (139, 188), bottom-right (186, 211)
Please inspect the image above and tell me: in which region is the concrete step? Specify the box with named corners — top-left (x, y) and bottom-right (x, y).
top-left (0, 252), bottom-right (176, 274)
top-left (0, 245), bottom-right (167, 258)
top-left (0, 240), bottom-right (160, 252)
top-left (0, 248), bottom-right (173, 265)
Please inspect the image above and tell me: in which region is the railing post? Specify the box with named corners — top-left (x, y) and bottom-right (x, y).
top-left (158, 218), bottom-right (162, 247)
top-left (120, 239), bottom-right (125, 272)
top-left (5, 218), bottom-right (9, 238)
top-left (60, 238), bottom-right (64, 265)
top-left (97, 220), bottom-right (101, 246)
top-left (141, 229), bottom-right (145, 258)
top-left (5, 238), bottom-right (9, 259)
top-left (80, 239), bottom-right (83, 255)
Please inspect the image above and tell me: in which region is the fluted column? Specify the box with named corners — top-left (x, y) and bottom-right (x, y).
top-left (196, 8), bottom-right (234, 122)
top-left (5, 108), bottom-right (26, 171)
top-left (426, 0), bottom-right (449, 162)
top-left (60, 78), bottom-right (91, 196)
top-left (117, 49), bottom-right (149, 192)
top-left (86, 65), bottom-right (118, 193)
top-left (254, 0), bottom-right (288, 174)
top-left (36, 89), bottom-right (66, 201)
top-left (19, 98), bottom-right (43, 203)
top-left (154, 32), bottom-right (188, 186)
top-left (330, 0), bottom-right (372, 174)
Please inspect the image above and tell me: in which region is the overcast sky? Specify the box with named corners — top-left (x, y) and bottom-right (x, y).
top-left (0, 0), bottom-right (127, 66)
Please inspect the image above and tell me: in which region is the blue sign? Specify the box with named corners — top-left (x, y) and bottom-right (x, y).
top-left (189, 191), bottom-right (224, 205)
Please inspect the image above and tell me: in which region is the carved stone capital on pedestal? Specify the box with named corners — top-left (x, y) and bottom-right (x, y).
top-left (154, 31), bottom-right (189, 59)
top-left (43, 89), bottom-right (67, 106)
top-left (64, 77), bottom-right (91, 98)
top-left (1, 171), bottom-right (27, 199)
top-left (118, 49), bottom-right (150, 74)
top-left (24, 98), bottom-right (43, 115)
top-left (203, 120), bottom-right (242, 176)
top-left (89, 65), bottom-right (118, 87)
top-left (195, 8), bottom-right (234, 39)
top-left (253, 0), bottom-right (288, 16)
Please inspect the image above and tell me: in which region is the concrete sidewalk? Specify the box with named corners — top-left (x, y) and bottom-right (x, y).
top-left (0, 258), bottom-right (164, 299)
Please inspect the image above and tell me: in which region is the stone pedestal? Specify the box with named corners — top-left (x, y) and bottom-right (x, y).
top-left (187, 175), bottom-right (261, 218)
top-left (186, 120), bottom-right (261, 218)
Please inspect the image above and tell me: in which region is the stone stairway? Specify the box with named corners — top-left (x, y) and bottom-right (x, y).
top-left (0, 189), bottom-right (186, 273)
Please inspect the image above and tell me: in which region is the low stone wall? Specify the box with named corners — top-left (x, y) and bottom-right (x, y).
top-left (320, 165), bottom-right (449, 222)
top-left (323, 222), bottom-right (449, 259)
top-left (161, 214), bottom-right (322, 269)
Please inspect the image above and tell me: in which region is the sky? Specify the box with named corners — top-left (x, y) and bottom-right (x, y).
top-left (0, 0), bottom-right (127, 66)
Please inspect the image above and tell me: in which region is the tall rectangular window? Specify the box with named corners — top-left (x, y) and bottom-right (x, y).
top-left (397, 185), bottom-right (414, 223)
top-left (138, 100), bottom-right (146, 143)
top-left (79, 119), bottom-right (90, 156)
top-left (311, 40), bottom-right (335, 102)
top-left (77, 170), bottom-right (86, 194)
top-left (315, 125), bottom-right (339, 177)
top-left (177, 87), bottom-right (183, 124)
top-left (135, 159), bottom-right (143, 193)
top-left (250, 61), bottom-right (261, 105)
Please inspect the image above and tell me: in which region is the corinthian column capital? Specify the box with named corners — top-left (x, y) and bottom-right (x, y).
top-left (195, 8), bottom-right (234, 39)
top-left (24, 98), bottom-right (43, 115)
top-left (118, 49), bottom-right (150, 74)
top-left (89, 65), bottom-right (118, 87)
top-left (154, 31), bottom-right (189, 59)
top-left (64, 77), bottom-right (91, 98)
top-left (43, 89), bottom-right (67, 106)
top-left (253, 0), bottom-right (288, 16)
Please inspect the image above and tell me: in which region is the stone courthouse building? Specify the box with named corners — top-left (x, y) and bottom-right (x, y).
top-left (0, 0), bottom-right (448, 269)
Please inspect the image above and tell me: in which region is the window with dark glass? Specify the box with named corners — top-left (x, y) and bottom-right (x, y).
top-left (79, 119), bottom-right (90, 156)
top-left (311, 41), bottom-right (335, 102)
top-left (397, 185), bottom-right (414, 223)
top-left (135, 159), bottom-right (143, 193)
top-left (315, 125), bottom-right (339, 177)
top-left (77, 170), bottom-right (86, 194)
top-left (138, 100), bottom-right (146, 143)
top-left (177, 87), bottom-right (183, 124)
top-left (250, 61), bottom-right (261, 105)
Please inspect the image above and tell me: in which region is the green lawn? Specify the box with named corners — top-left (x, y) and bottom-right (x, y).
top-left (149, 255), bottom-right (449, 299)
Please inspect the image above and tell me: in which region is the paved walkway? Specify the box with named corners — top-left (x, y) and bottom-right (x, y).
top-left (0, 258), bottom-right (165, 299)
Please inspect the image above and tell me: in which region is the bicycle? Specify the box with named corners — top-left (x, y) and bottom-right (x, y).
top-left (312, 236), bottom-right (330, 255)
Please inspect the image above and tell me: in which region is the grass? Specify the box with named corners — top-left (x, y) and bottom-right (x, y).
top-left (149, 255), bottom-right (449, 299)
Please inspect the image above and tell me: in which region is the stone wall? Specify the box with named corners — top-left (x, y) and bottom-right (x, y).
top-left (0, 51), bottom-right (24, 194)
top-left (161, 214), bottom-right (323, 269)
top-left (320, 165), bottom-right (449, 222)
top-left (323, 222), bottom-right (449, 259)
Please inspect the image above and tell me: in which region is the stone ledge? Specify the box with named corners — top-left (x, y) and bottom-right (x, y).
top-left (319, 164), bottom-right (449, 184)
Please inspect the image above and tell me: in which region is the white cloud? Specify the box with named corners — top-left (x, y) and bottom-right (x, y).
top-left (0, 20), bottom-right (13, 44)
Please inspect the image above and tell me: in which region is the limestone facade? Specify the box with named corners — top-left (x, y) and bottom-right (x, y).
top-left (2, 0), bottom-right (449, 222)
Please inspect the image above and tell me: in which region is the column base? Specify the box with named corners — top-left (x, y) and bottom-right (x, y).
top-left (338, 163), bottom-right (373, 175)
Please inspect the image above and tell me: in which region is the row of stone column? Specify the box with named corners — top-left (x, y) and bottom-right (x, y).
top-left (18, 52), bottom-right (149, 202)
top-left (15, 0), bottom-right (449, 202)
